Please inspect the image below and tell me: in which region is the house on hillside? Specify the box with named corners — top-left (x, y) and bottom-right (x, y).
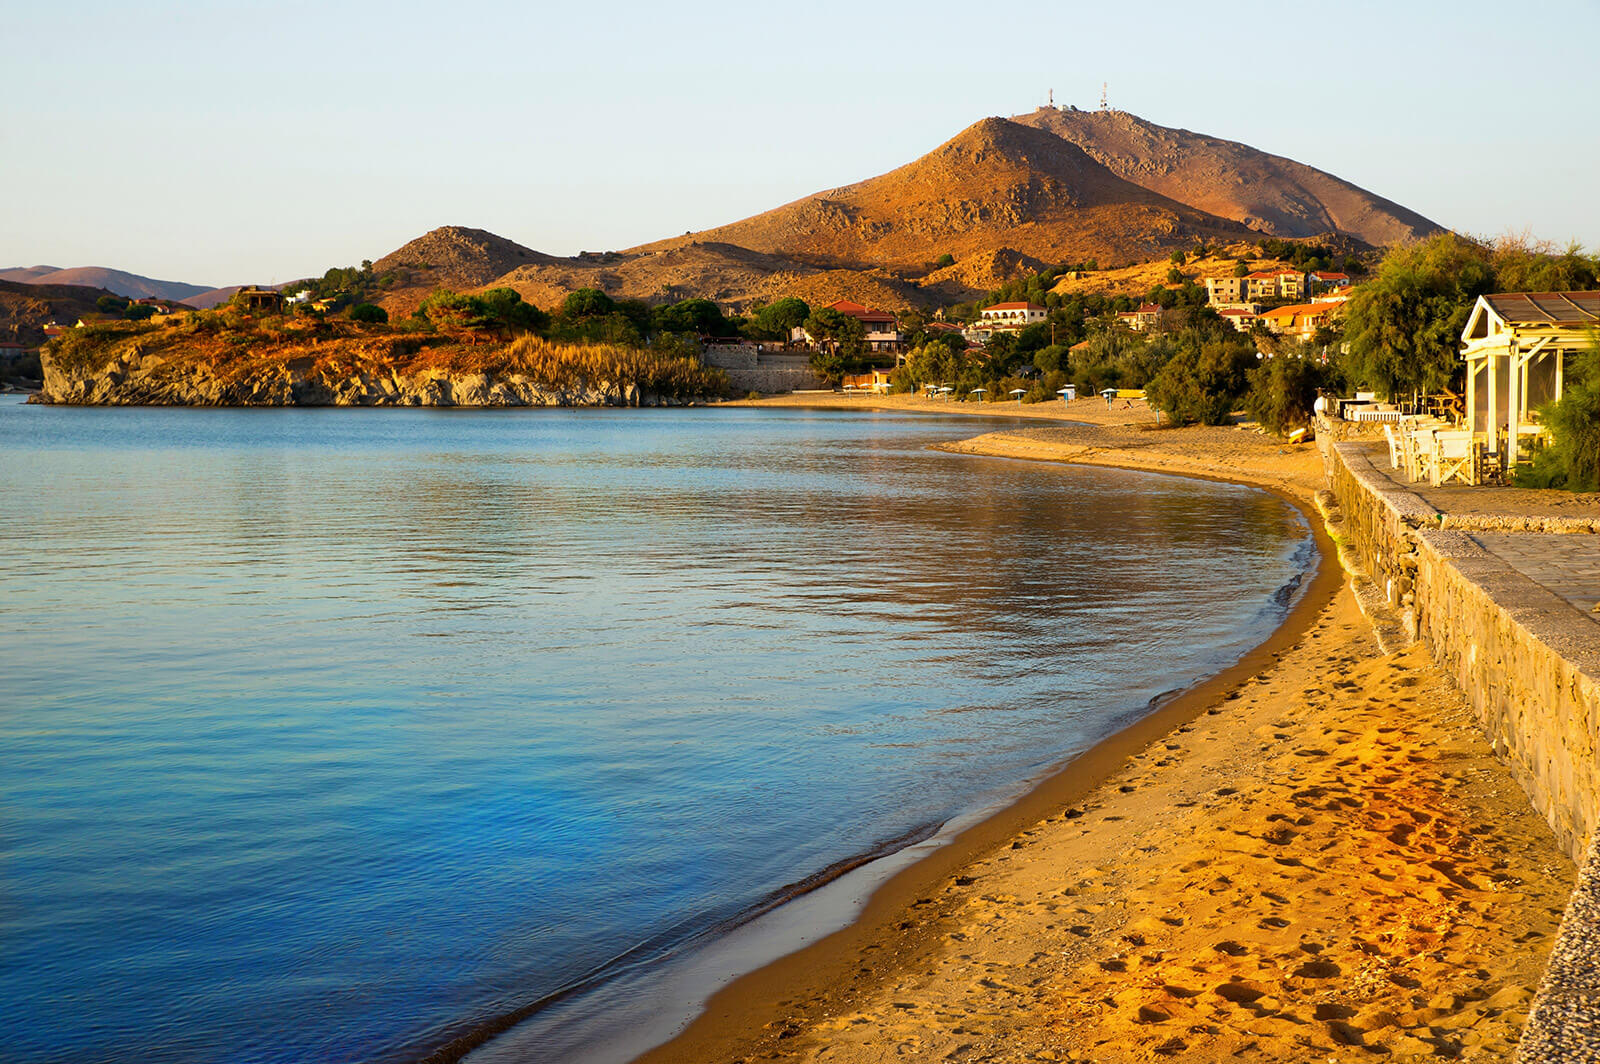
top-left (1258, 301), bottom-right (1340, 339)
top-left (1117, 303), bottom-right (1162, 332)
top-left (793, 299), bottom-right (904, 352)
top-left (1246, 269), bottom-right (1305, 301)
top-left (1310, 271), bottom-right (1351, 291)
top-left (1204, 276), bottom-right (1249, 305)
top-left (237, 287), bottom-right (283, 313)
top-left (923, 321), bottom-right (965, 340)
top-left (1460, 291), bottom-right (1599, 467)
top-left (1216, 307), bottom-right (1258, 333)
top-left (979, 301), bottom-right (1047, 330)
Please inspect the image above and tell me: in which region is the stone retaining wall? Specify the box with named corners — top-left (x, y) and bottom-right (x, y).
top-left (701, 346), bottom-right (824, 394)
top-left (1323, 438), bottom-right (1600, 1062)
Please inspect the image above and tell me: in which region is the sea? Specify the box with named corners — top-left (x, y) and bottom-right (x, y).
top-left (0, 397), bottom-right (1315, 1064)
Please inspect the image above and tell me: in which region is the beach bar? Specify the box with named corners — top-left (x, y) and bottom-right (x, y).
top-left (1460, 291), bottom-right (1599, 468)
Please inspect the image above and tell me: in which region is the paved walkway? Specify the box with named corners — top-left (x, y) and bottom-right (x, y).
top-left (1471, 533), bottom-right (1600, 623)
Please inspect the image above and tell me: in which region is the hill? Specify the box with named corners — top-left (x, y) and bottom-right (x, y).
top-left (0, 278), bottom-right (121, 346)
top-left (629, 118), bottom-right (1255, 271)
top-left (0, 265), bottom-right (214, 304)
top-left (1009, 107), bottom-right (1442, 246)
top-left (370, 226), bottom-right (560, 291)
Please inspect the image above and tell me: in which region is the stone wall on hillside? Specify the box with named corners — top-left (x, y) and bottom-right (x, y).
top-left (701, 344), bottom-right (825, 394)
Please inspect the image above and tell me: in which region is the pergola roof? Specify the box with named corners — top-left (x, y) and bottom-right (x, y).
top-left (1481, 291), bottom-right (1600, 327)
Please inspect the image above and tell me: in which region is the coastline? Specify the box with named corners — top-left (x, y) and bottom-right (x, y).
top-left (617, 399), bottom-right (1572, 1063)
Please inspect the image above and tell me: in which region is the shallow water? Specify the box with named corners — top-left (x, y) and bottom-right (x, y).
top-left (0, 400), bottom-right (1312, 1063)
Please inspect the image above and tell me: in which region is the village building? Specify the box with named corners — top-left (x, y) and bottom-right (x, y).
top-left (1310, 271), bottom-right (1351, 291)
top-left (841, 368), bottom-right (894, 393)
top-left (237, 287), bottom-right (284, 313)
top-left (1459, 291), bottom-right (1598, 467)
top-left (793, 299), bottom-right (903, 352)
top-left (979, 301), bottom-right (1047, 329)
top-left (1116, 303), bottom-right (1162, 332)
top-left (1216, 307), bottom-right (1258, 333)
top-left (1246, 269), bottom-right (1305, 301)
top-left (1258, 301), bottom-right (1340, 339)
top-left (1204, 275), bottom-right (1249, 305)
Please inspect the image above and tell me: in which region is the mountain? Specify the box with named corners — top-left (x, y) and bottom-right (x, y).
top-left (629, 118), bottom-right (1256, 271)
top-left (1009, 107), bottom-right (1442, 246)
top-left (0, 266), bottom-right (214, 304)
top-left (370, 110), bottom-right (1441, 313)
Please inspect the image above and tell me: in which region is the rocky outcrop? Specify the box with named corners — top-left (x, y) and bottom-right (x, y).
top-left (35, 349), bottom-right (685, 407)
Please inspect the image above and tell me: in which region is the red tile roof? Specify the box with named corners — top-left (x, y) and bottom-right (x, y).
top-left (985, 301), bottom-right (1046, 312)
top-left (824, 299), bottom-right (896, 324)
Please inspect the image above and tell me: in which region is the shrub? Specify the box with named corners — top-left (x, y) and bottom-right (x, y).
top-left (350, 303), bottom-right (389, 325)
top-left (1145, 340), bottom-right (1254, 425)
top-left (1246, 353), bottom-right (1325, 436)
top-left (1516, 341), bottom-right (1598, 491)
top-left (934, 253), bottom-right (956, 269)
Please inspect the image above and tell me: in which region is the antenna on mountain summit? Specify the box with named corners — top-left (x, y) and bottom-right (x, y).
top-left (1099, 83), bottom-right (1109, 110)
top-left (1048, 88), bottom-right (1053, 107)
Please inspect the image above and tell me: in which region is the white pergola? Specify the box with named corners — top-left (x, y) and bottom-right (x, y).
top-left (1460, 292), bottom-right (1599, 467)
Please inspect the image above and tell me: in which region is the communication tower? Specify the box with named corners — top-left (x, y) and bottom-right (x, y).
top-left (1099, 83), bottom-right (1108, 111)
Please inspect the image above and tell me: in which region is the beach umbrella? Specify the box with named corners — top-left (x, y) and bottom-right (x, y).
top-left (969, 388), bottom-right (987, 402)
top-left (1009, 388), bottom-right (1027, 404)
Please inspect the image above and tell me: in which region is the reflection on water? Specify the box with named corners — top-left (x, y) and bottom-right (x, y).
top-left (0, 401), bottom-right (1310, 1063)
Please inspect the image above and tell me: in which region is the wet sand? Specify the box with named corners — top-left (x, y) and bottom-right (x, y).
top-left (632, 400), bottom-right (1574, 1063)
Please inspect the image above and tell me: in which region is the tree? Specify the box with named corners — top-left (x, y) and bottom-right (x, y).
top-left (124, 303), bottom-right (157, 322)
top-left (934, 253), bottom-right (956, 269)
top-left (749, 297), bottom-right (809, 341)
top-left (1232, 262), bottom-right (1250, 278)
top-left (478, 288), bottom-right (546, 332)
top-left (350, 303), bottom-right (389, 325)
top-left (561, 288), bottom-right (616, 319)
top-left (654, 298), bottom-right (726, 336)
top-left (1246, 351), bottom-right (1325, 436)
top-left (96, 294), bottom-right (130, 314)
top-left (801, 307), bottom-right (865, 351)
top-left (1341, 234), bottom-right (1495, 398)
top-left (1145, 338), bottom-right (1255, 425)
top-left (1166, 267), bottom-right (1184, 284)
top-left (420, 291), bottom-right (490, 330)
top-left (1170, 250), bottom-right (1186, 265)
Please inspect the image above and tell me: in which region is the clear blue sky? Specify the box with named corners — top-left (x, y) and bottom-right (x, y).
top-left (5, 0), bottom-right (1597, 287)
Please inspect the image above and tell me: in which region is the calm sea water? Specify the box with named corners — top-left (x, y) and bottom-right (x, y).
top-left (0, 398), bottom-right (1312, 1063)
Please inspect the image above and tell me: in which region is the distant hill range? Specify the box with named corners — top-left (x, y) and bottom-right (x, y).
top-left (0, 278), bottom-right (123, 346)
top-left (18, 109), bottom-right (1444, 321)
top-left (371, 110), bottom-right (1440, 313)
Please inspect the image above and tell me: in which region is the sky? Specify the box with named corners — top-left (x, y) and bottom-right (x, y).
top-left (5, 0), bottom-right (1598, 287)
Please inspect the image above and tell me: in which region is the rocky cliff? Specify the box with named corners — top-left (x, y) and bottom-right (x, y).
top-left (36, 348), bottom-right (671, 406)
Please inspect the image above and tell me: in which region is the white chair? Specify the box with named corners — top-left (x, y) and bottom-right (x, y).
top-left (1382, 424), bottom-right (1403, 470)
top-left (1433, 430), bottom-right (1476, 486)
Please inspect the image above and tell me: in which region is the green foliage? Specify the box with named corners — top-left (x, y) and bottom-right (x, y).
top-left (96, 294), bottom-right (130, 314)
top-left (1170, 250), bottom-right (1186, 265)
top-left (1166, 267), bottom-right (1184, 284)
top-left (934, 253), bottom-right (956, 269)
top-left (747, 297), bottom-right (810, 341)
top-left (1341, 234), bottom-right (1497, 398)
top-left (1516, 340), bottom-right (1599, 491)
top-left (478, 288), bottom-right (547, 332)
top-left (1232, 262), bottom-right (1250, 278)
top-left (653, 297), bottom-right (727, 336)
top-left (1145, 338), bottom-right (1255, 425)
top-left (562, 288), bottom-right (616, 319)
top-left (124, 304), bottom-right (157, 322)
top-left (420, 291), bottom-right (491, 330)
top-left (350, 303), bottom-right (389, 325)
top-left (801, 307), bottom-right (866, 352)
top-left (1246, 351), bottom-right (1326, 436)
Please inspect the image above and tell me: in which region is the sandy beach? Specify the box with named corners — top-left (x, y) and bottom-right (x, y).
top-left (635, 395), bottom-right (1575, 1063)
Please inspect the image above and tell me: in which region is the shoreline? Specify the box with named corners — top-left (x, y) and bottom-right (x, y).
top-left (619, 407), bottom-right (1345, 1064)
top-left (615, 399), bottom-right (1570, 1063)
